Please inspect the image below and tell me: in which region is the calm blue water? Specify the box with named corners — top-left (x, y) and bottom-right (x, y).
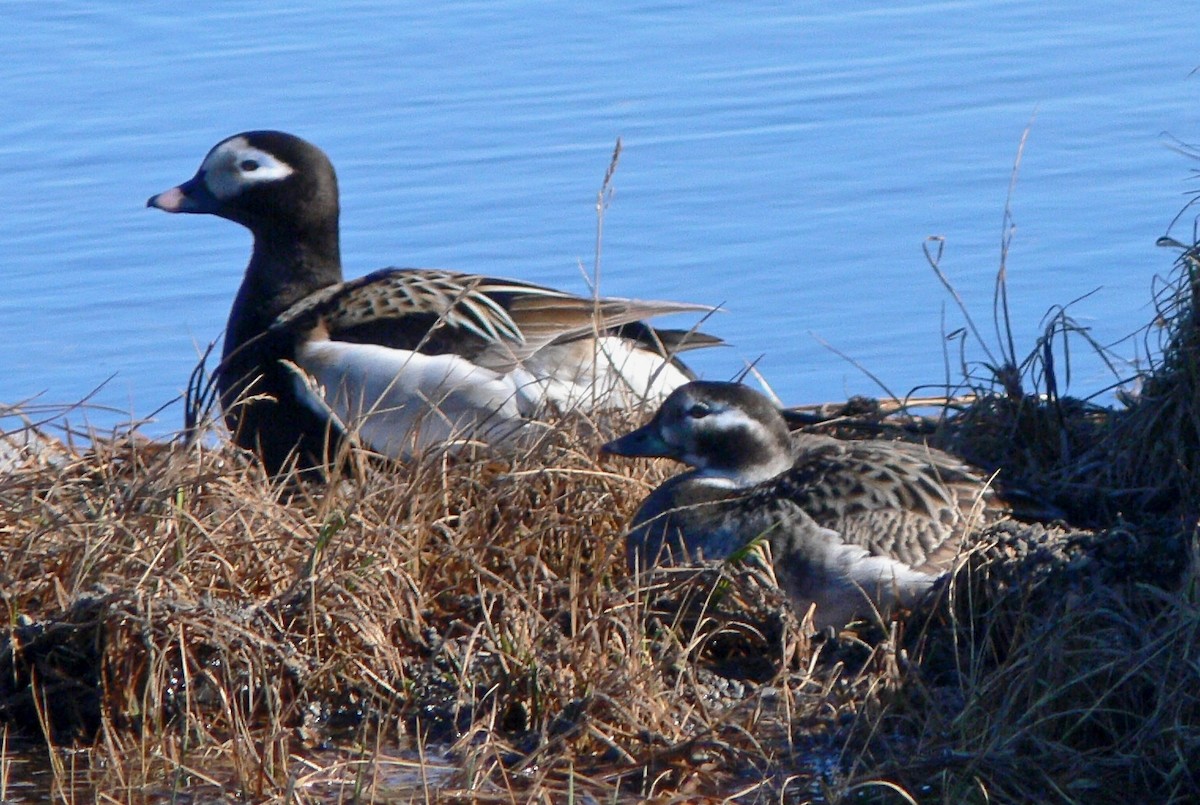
top-left (2, 2), bottom-right (1198, 437)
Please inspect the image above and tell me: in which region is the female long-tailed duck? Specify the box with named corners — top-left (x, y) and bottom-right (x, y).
top-left (602, 381), bottom-right (1009, 628)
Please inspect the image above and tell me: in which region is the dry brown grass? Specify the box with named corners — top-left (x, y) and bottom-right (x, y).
top-left (3, 240), bottom-right (1200, 801)
top-left (0, 411), bottom-right (824, 801)
top-left (2, 388), bottom-right (1197, 803)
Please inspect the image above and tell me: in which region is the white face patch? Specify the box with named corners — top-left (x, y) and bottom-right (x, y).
top-left (673, 397), bottom-right (791, 483)
top-left (200, 135), bottom-right (295, 200)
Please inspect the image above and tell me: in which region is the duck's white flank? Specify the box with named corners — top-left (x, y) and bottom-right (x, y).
top-left (293, 340), bottom-right (539, 457)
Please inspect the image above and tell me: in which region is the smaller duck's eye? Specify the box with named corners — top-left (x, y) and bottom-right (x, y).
top-left (686, 403), bottom-right (710, 419)
top-left (239, 159), bottom-right (260, 172)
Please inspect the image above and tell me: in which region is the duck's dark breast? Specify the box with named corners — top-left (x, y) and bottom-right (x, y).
top-left (218, 324), bottom-right (338, 475)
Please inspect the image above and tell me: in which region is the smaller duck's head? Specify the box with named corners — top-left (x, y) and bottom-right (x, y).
top-left (602, 381), bottom-right (793, 485)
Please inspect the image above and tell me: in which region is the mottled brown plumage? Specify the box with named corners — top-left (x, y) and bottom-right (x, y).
top-left (772, 432), bottom-right (1006, 572)
top-left (603, 381), bottom-right (1009, 628)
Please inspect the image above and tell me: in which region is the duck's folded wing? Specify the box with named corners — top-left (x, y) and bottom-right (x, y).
top-left (276, 268), bottom-right (719, 374)
top-left (781, 438), bottom-right (997, 530)
top-left (609, 321), bottom-right (725, 357)
top-left (500, 292), bottom-right (717, 359)
top-left (273, 269), bottom-right (530, 355)
top-left (832, 509), bottom-right (964, 573)
top-left (288, 339), bottom-right (540, 459)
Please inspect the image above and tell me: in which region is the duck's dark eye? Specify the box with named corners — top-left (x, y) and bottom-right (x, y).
top-left (239, 159), bottom-right (260, 172)
top-left (686, 403), bottom-right (711, 419)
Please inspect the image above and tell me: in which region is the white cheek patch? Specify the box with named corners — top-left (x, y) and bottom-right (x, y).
top-left (201, 135), bottom-right (295, 200)
top-left (685, 406), bottom-right (743, 440)
top-left (718, 408), bottom-right (760, 435)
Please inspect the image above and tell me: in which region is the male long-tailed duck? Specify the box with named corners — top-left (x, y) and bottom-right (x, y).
top-left (148, 131), bottom-right (720, 474)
